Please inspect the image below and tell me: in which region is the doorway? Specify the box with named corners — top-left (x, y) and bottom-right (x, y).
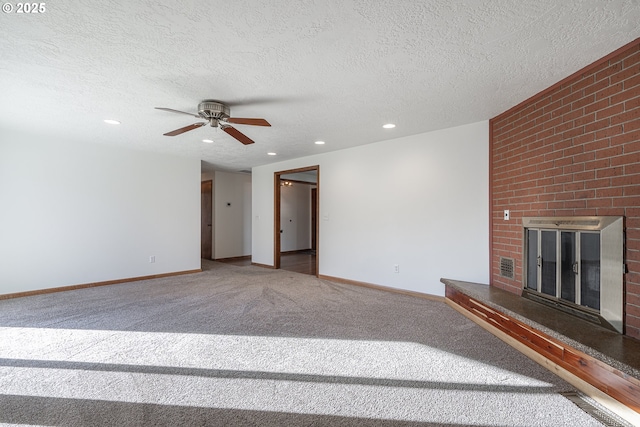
top-left (311, 188), bottom-right (317, 251)
top-left (201, 180), bottom-right (212, 259)
top-left (274, 166), bottom-right (319, 276)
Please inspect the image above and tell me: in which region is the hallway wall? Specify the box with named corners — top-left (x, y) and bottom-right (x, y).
top-left (252, 121), bottom-right (489, 297)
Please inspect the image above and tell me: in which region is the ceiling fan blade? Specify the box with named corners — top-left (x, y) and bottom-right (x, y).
top-left (225, 118), bottom-right (271, 127)
top-left (155, 107), bottom-right (200, 118)
top-left (222, 126), bottom-right (255, 145)
top-left (163, 122), bottom-right (206, 136)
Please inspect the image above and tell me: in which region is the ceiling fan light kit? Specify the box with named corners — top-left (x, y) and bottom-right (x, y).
top-left (155, 100), bottom-right (270, 145)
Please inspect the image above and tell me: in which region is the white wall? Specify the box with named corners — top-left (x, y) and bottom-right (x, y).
top-left (280, 184), bottom-right (314, 252)
top-left (214, 171), bottom-right (251, 259)
top-left (252, 121), bottom-right (489, 296)
top-left (0, 132), bottom-right (201, 295)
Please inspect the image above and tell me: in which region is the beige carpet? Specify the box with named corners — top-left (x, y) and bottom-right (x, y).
top-left (0, 260), bottom-right (619, 426)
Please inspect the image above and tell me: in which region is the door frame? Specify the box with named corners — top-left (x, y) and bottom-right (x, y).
top-left (274, 165), bottom-right (319, 275)
top-left (311, 187), bottom-right (317, 251)
top-left (200, 180), bottom-right (213, 260)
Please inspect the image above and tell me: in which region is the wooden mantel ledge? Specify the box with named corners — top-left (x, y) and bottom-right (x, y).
top-left (441, 278), bottom-right (640, 379)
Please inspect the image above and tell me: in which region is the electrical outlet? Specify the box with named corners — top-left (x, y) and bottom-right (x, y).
top-left (504, 210), bottom-right (510, 220)
top-left (394, 264), bottom-right (399, 273)
top-left (149, 256), bottom-right (155, 263)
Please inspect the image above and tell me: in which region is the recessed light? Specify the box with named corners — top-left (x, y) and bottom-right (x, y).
top-left (202, 139), bottom-right (214, 143)
top-left (383, 123), bottom-right (395, 129)
top-left (314, 140), bottom-right (325, 145)
top-left (104, 119), bottom-right (121, 125)
top-left (267, 152), bottom-right (277, 156)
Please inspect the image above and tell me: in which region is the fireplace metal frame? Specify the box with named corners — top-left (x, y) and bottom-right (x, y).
top-left (522, 216), bottom-right (624, 333)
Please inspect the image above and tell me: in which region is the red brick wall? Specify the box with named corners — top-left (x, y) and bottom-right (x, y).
top-left (490, 39), bottom-right (640, 339)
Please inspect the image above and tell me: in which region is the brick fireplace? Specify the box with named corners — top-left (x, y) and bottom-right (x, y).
top-left (490, 39), bottom-right (640, 339)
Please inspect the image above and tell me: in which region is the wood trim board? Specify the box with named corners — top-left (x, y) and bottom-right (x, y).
top-left (0, 269), bottom-right (202, 300)
top-left (445, 297), bottom-right (640, 425)
top-left (251, 262), bottom-right (276, 269)
top-left (215, 255), bottom-right (251, 262)
top-left (446, 286), bottom-right (640, 417)
top-left (318, 274), bottom-right (445, 302)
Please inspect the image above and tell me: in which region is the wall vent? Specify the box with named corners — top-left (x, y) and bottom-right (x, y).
top-left (500, 257), bottom-right (514, 279)
top-left (523, 216), bottom-right (617, 231)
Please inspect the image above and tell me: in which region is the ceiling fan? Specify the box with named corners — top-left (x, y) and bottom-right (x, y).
top-left (155, 100), bottom-right (270, 145)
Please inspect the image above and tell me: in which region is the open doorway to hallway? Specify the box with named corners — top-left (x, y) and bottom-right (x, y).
top-left (275, 166), bottom-right (319, 276)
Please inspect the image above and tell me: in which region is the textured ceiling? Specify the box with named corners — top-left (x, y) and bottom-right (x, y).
top-left (1, 1), bottom-right (639, 172)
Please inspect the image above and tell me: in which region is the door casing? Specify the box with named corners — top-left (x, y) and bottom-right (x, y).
top-left (201, 180), bottom-right (213, 259)
top-left (274, 166), bottom-right (319, 275)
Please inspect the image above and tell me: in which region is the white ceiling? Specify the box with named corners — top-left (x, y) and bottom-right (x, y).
top-left (1, 1), bottom-right (639, 172)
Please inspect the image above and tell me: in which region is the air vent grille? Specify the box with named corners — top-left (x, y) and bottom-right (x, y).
top-left (521, 216), bottom-right (621, 231)
top-left (500, 257), bottom-right (514, 279)
top-left (560, 392), bottom-right (633, 427)
top-left (528, 219), bottom-right (599, 227)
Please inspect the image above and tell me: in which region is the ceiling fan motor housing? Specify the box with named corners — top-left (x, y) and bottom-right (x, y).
top-left (198, 100), bottom-right (230, 121)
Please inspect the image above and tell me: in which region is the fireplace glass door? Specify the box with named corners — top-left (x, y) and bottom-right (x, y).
top-left (560, 231), bottom-right (576, 303)
top-left (525, 229), bottom-right (601, 312)
top-left (580, 232), bottom-right (601, 310)
top-left (522, 216), bottom-right (623, 333)
top-left (540, 230), bottom-right (557, 297)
